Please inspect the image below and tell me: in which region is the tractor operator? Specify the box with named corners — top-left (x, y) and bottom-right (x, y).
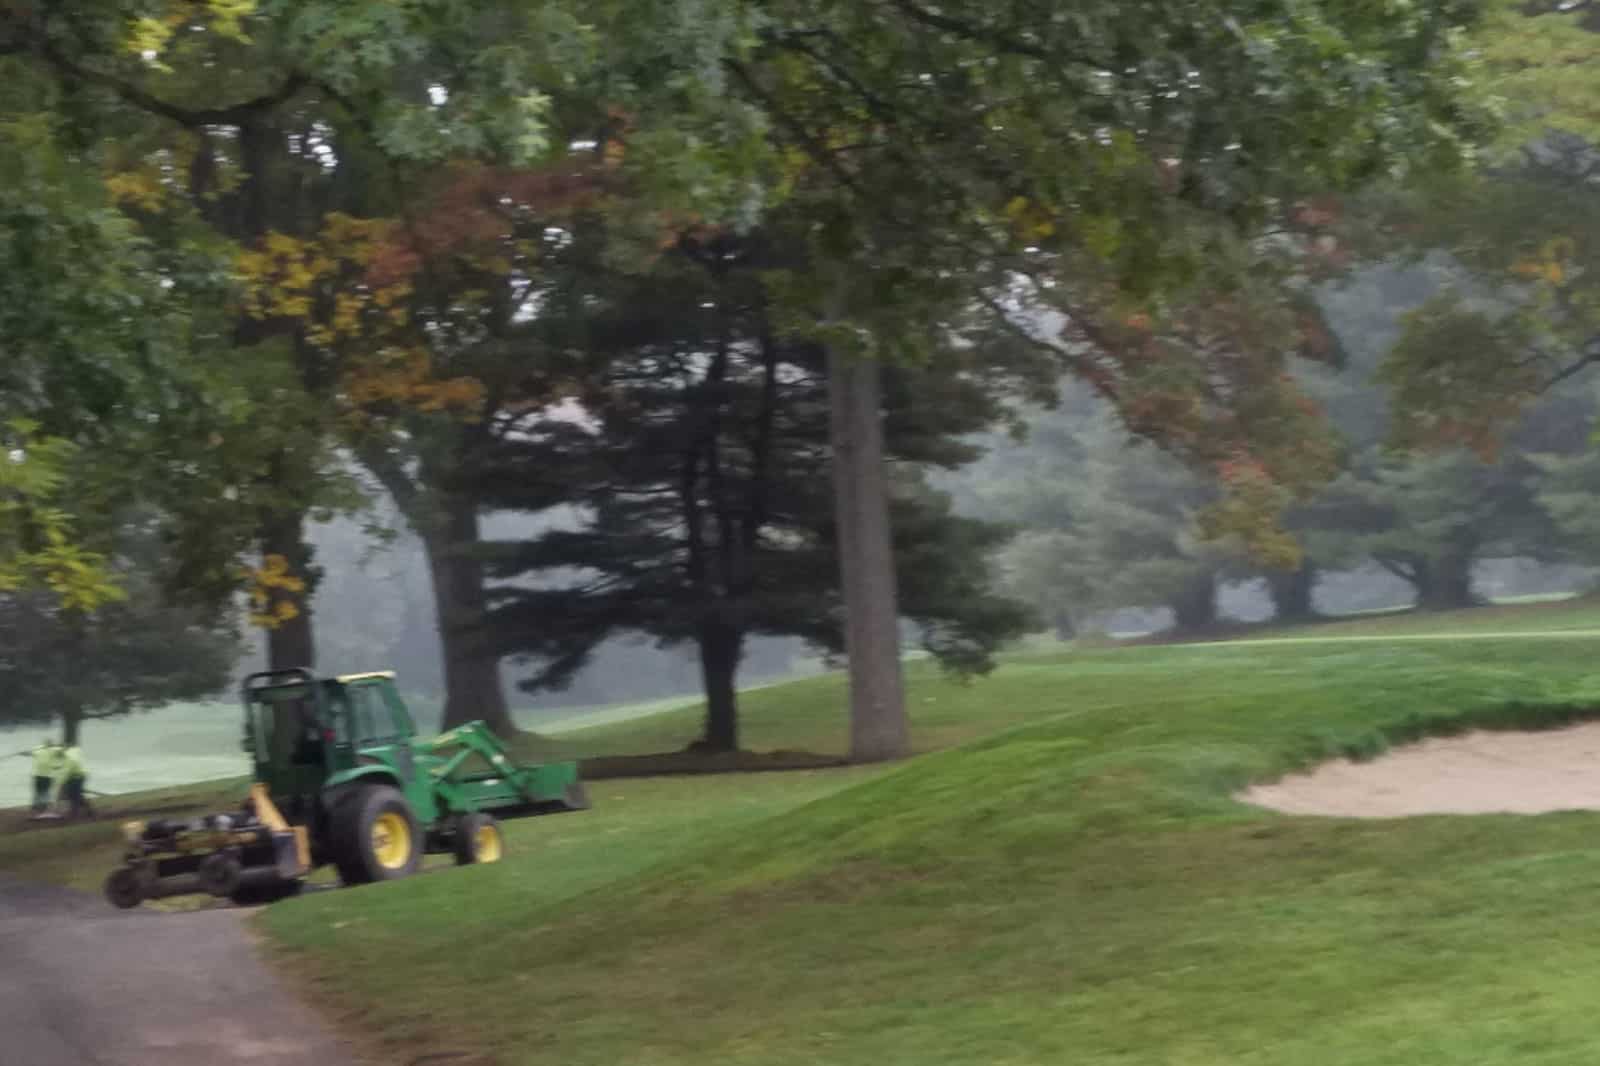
top-left (30, 739), bottom-right (62, 813)
top-left (56, 743), bottom-right (93, 819)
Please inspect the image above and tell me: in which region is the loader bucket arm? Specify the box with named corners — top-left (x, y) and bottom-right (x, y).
top-left (423, 722), bottom-right (587, 814)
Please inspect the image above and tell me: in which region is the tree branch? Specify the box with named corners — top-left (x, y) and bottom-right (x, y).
top-left (1371, 553), bottom-right (1416, 583)
top-left (723, 58), bottom-right (863, 195)
top-left (1543, 351), bottom-right (1600, 390)
top-left (30, 29), bottom-right (306, 128)
top-left (881, 0), bottom-right (1103, 70)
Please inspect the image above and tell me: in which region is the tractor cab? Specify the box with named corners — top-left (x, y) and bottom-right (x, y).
top-left (242, 668), bottom-right (421, 822)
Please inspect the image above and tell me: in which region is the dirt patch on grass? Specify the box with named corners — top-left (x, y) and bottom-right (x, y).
top-left (1244, 720), bottom-right (1600, 816)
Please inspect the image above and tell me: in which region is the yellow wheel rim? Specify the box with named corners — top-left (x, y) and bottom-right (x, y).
top-left (474, 824), bottom-right (503, 863)
top-left (370, 811), bottom-right (413, 870)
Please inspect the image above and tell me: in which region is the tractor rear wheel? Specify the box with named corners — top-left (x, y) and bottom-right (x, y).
top-left (331, 785), bottom-right (422, 885)
top-left (452, 812), bottom-right (505, 866)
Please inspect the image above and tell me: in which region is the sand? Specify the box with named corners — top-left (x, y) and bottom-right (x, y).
top-left (1241, 721), bottom-right (1600, 817)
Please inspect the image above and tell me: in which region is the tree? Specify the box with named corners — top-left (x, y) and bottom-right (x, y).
top-left (1373, 0), bottom-right (1600, 442)
top-left (0, 107), bottom-right (210, 609)
top-left (1291, 261), bottom-right (1594, 612)
top-left (978, 408), bottom-right (1247, 636)
top-left (2, 0), bottom-right (762, 685)
top-left (473, 236), bottom-right (1035, 752)
top-left (945, 400), bottom-right (1096, 639)
top-left (0, 511), bottom-right (239, 743)
top-left (1302, 451), bottom-right (1556, 610)
top-left (720, 0), bottom-right (1489, 759)
top-left (1532, 427), bottom-right (1600, 564)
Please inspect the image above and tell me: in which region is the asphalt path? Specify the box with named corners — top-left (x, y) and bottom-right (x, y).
top-left (0, 876), bottom-right (357, 1066)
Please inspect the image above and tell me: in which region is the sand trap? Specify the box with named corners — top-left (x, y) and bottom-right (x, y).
top-left (1243, 721), bottom-right (1600, 817)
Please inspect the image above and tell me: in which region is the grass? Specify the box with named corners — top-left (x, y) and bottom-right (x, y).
top-left (253, 611), bottom-right (1600, 1066)
top-left (15, 598), bottom-right (1600, 1063)
top-left (1212, 592), bottom-right (1600, 640)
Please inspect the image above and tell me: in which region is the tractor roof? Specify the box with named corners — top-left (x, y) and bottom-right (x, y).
top-left (333, 671), bottom-right (397, 683)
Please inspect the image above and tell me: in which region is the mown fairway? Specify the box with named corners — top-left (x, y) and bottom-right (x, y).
top-left (242, 600), bottom-right (1600, 1066)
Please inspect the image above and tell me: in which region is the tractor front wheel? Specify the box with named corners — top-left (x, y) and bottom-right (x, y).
top-left (331, 785), bottom-right (422, 885)
top-left (452, 812), bottom-right (505, 866)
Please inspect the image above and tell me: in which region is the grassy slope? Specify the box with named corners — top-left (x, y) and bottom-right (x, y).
top-left (258, 608), bottom-right (1600, 1066)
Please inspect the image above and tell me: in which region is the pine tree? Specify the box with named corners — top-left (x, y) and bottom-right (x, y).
top-left (472, 236), bottom-right (1036, 752)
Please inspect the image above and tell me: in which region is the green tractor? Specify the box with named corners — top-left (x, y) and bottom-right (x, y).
top-left (104, 668), bottom-right (588, 908)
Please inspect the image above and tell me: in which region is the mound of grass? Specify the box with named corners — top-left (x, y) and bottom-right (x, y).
top-left (260, 633), bottom-right (1600, 1066)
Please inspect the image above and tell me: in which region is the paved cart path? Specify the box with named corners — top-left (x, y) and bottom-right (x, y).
top-left (0, 876), bottom-right (358, 1066)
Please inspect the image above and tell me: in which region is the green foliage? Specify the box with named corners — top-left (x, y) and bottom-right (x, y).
top-left (0, 429), bottom-right (122, 613)
top-left (1380, 161), bottom-right (1600, 449)
top-left (0, 108), bottom-right (225, 609)
top-left (722, 0), bottom-right (1489, 519)
top-left (1475, 0), bottom-right (1600, 149)
top-left (0, 511), bottom-right (239, 737)
top-left (1529, 435), bottom-right (1600, 566)
top-left (1372, 1), bottom-right (1600, 447)
top-left (0, 0), bottom-right (768, 653)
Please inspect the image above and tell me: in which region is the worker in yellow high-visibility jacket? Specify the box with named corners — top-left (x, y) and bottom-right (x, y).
top-left (55, 744), bottom-right (93, 819)
top-left (30, 740), bottom-right (61, 813)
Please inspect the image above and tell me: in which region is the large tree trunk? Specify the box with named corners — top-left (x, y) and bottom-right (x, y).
top-left (259, 508), bottom-right (317, 671)
top-left (694, 617), bottom-right (744, 753)
top-left (1169, 572), bottom-right (1218, 633)
top-left (828, 348), bottom-right (909, 763)
top-left (1267, 561), bottom-right (1318, 623)
top-left (1414, 552), bottom-right (1477, 610)
top-left (422, 492), bottom-right (516, 736)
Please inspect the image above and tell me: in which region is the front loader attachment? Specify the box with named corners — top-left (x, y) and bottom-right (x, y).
top-left (422, 723), bottom-right (589, 816)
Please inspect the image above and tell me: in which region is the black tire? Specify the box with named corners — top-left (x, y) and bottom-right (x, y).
top-left (228, 879), bottom-right (304, 907)
top-left (197, 853), bottom-right (243, 897)
top-left (104, 867), bottom-right (144, 910)
top-left (452, 812), bottom-right (505, 866)
top-left (330, 785), bottom-right (422, 885)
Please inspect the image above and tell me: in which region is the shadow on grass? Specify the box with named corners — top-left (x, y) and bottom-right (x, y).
top-left (579, 749), bottom-right (847, 779)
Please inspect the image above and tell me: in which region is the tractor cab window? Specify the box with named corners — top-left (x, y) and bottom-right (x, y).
top-left (250, 688), bottom-right (324, 767)
top-left (336, 683), bottom-right (401, 748)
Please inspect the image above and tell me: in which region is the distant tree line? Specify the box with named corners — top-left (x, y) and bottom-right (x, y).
top-left (951, 261), bottom-right (1600, 636)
